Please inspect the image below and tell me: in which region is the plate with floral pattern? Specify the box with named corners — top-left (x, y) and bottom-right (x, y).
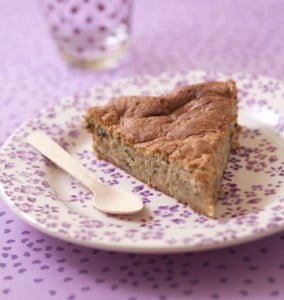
top-left (0, 70), bottom-right (284, 253)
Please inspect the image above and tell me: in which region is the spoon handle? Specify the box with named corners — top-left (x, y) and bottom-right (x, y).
top-left (27, 132), bottom-right (102, 192)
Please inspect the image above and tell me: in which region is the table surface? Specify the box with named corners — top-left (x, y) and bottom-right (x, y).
top-left (0, 0), bottom-right (284, 299)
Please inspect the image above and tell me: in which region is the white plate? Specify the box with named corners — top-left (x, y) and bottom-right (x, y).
top-left (1, 70), bottom-right (284, 253)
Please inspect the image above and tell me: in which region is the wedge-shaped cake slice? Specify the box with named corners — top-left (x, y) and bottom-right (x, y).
top-left (85, 81), bottom-right (238, 217)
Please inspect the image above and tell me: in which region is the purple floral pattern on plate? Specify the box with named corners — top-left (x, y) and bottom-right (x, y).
top-left (0, 70), bottom-right (284, 253)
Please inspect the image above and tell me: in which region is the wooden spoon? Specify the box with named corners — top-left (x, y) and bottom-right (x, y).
top-left (27, 132), bottom-right (144, 215)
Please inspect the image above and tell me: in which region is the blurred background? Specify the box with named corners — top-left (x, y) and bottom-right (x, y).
top-left (0, 0), bottom-right (283, 120)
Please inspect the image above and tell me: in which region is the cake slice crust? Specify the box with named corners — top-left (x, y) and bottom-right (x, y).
top-left (85, 81), bottom-right (238, 217)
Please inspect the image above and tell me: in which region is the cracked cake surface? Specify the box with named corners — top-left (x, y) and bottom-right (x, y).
top-left (85, 80), bottom-right (238, 217)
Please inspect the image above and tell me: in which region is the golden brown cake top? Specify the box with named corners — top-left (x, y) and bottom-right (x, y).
top-left (87, 81), bottom-right (237, 170)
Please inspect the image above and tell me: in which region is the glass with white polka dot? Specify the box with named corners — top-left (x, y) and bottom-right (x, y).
top-left (40, 0), bottom-right (132, 69)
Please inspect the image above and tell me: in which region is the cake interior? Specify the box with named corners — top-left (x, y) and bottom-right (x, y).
top-left (88, 121), bottom-right (236, 217)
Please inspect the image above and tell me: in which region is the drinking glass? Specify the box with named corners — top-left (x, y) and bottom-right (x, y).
top-left (41, 0), bottom-right (132, 69)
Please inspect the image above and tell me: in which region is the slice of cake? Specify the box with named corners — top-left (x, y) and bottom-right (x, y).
top-left (85, 80), bottom-right (238, 217)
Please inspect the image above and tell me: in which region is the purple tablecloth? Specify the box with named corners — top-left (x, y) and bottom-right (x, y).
top-left (1, 0), bottom-right (284, 299)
